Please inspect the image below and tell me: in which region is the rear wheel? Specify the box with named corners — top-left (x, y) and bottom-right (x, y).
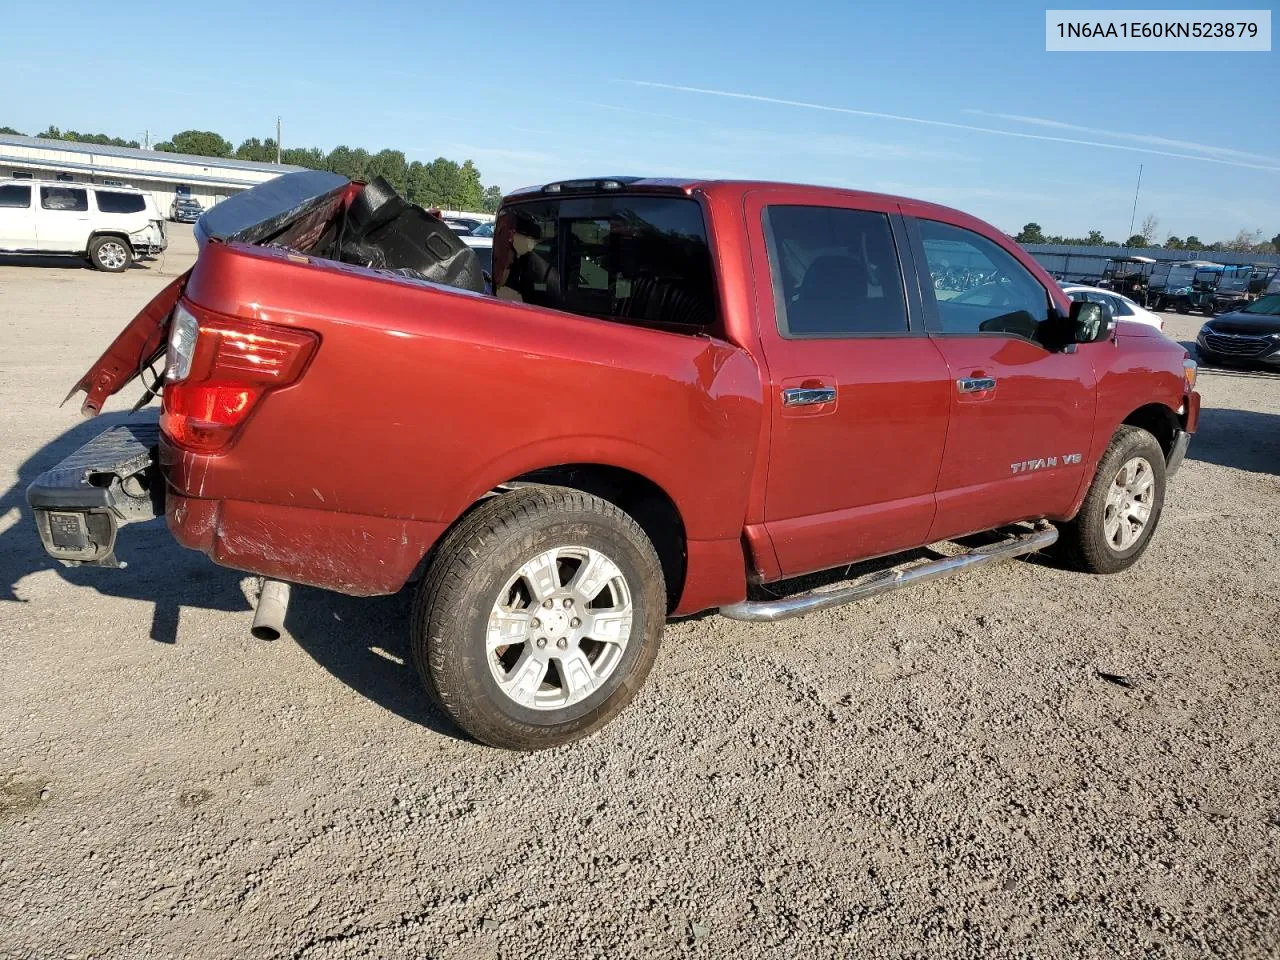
top-left (411, 487), bottom-right (666, 749)
top-left (88, 235), bottom-right (132, 272)
top-left (1057, 426), bottom-right (1167, 574)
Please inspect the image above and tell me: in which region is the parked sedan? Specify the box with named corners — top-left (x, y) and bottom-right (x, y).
top-left (1062, 284), bottom-right (1164, 331)
top-left (1195, 294), bottom-right (1280, 367)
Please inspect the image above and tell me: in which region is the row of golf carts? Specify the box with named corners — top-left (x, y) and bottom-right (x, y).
top-left (1096, 256), bottom-right (1280, 316)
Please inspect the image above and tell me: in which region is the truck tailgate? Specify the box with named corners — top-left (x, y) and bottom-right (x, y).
top-left (64, 271), bottom-right (188, 417)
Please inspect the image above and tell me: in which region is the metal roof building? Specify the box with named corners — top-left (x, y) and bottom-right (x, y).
top-left (0, 134), bottom-right (302, 218)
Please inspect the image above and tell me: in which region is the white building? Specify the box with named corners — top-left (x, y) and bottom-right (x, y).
top-left (0, 134), bottom-right (301, 217)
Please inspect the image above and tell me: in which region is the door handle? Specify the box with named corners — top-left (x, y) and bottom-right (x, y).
top-left (782, 386), bottom-right (837, 407)
top-left (957, 377), bottom-right (997, 394)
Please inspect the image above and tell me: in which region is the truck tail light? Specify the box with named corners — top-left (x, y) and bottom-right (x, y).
top-left (161, 301), bottom-right (317, 454)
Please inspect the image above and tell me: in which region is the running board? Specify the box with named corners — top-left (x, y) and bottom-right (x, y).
top-left (719, 524), bottom-right (1058, 623)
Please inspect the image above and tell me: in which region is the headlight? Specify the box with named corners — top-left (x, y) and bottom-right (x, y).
top-left (165, 302), bottom-right (200, 382)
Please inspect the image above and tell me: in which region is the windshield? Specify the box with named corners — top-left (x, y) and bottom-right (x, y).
top-left (493, 194), bottom-right (718, 329)
top-left (1243, 294), bottom-right (1280, 315)
top-left (470, 221), bottom-right (494, 237)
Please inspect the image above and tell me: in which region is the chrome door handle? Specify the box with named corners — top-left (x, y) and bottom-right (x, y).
top-left (957, 377), bottom-right (997, 393)
top-left (782, 386), bottom-right (836, 407)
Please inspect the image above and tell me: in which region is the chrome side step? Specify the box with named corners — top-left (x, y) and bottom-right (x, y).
top-left (719, 524), bottom-right (1058, 623)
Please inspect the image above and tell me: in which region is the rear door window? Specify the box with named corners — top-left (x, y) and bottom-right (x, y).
top-left (0, 184), bottom-right (31, 208)
top-left (762, 205), bottom-right (909, 337)
top-left (40, 187), bottom-right (88, 212)
top-left (493, 195), bottom-right (717, 329)
top-left (95, 190), bottom-right (146, 214)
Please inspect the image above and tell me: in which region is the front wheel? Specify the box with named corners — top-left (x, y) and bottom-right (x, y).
top-left (411, 487), bottom-right (666, 749)
top-left (88, 235), bottom-right (132, 272)
top-left (1057, 425), bottom-right (1167, 574)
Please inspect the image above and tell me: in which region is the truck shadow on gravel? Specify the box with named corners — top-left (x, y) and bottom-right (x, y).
top-left (1185, 407), bottom-right (1280, 475)
top-left (2, 412), bottom-right (467, 739)
top-left (283, 589), bottom-right (468, 740)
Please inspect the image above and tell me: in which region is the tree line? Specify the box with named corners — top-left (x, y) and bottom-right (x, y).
top-left (1014, 214), bottom-right (1280, 255)
top-left (0, 125), bottom-right (504, 213)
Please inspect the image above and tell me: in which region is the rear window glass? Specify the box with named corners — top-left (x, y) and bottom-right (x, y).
top-left (95, 190), bottom-right (146, 214)
top-left (492, 195), bottom-right (717, 328)
top-left (0, 184), bottom-right (30, 208)
top-left (40, 187), bottom-right (88, 212)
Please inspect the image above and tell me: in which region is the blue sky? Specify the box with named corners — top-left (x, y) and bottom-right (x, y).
top-left (2, 0), bottom-right (1276, 240)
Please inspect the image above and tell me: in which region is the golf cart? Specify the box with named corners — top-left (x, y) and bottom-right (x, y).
top-left (1146, 260), bottom-right (1223, 313)
top-left (1097, 255), bottom-right (1155, 300)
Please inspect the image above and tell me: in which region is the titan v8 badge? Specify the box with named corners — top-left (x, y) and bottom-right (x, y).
top-left (1011, 453), bottom-right (1082, 475)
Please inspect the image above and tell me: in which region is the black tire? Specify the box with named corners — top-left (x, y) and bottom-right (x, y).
top-left (87, 235), bottom-right (132, 272)
top-left (1057, 425), bottom-right (1167, 574)
top-left (1175, 301), bottom-right (1189, 315)
top-left (411, 487), bottom-right (666, 749)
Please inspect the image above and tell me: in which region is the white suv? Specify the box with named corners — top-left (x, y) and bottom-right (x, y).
top-left (0, 180), bottom-right (167, 272)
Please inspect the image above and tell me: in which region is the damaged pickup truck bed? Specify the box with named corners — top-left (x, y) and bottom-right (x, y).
top-left (29, 171), bottom-right (1200, 749)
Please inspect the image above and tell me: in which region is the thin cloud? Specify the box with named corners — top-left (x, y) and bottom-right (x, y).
top-left (621, 80), bottom-right (1280, 173)
top-left (963, 109), bottom-right (1280, 166)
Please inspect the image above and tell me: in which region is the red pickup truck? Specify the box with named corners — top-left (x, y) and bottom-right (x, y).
top-left (29, 172), bottom-right (1200, 749)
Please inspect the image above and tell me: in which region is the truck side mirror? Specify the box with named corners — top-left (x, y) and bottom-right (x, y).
top-left (1069, 299), bottom-right (1115, 343)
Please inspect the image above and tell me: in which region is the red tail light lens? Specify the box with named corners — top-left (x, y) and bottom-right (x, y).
top-left (161, 302), bottom-right (317, 453)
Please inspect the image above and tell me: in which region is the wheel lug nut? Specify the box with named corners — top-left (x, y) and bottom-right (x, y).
top-left (570, 617), bottom-right (581, 628)
top-left (557, 638), bottom-right (568, 649)
top-left (536, 637), bottom-right (547, 649)
top-left (542, 599), bottom-right (553, 609)
top-left (563, 598), bottom-right (573, 608)
top-left (531, 618), bottom-right (540, 628)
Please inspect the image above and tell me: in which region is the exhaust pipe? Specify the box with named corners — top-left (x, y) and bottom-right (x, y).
top-left (251, 579), bottom-right (291, 641)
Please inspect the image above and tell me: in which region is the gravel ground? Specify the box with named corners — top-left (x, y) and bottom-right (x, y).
top-left (2, 233), bottom-right (1278, 959)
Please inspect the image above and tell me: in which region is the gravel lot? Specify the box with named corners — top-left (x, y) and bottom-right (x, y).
top-left (2, 231), bottom-right (1278, 959)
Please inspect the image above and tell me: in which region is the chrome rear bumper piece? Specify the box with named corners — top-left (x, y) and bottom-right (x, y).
top-left (26, 419), bottom-right (162, 568)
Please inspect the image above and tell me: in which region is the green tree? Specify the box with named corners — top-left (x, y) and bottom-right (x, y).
top-left (156, 130), bottom-right (232, 157)
top-left (34, 125), bottom-right (138, 148)
top-left (1165, 236), bottom-right (1184, 249)
top-left (325, 145), bottom-right (371, 181)
top-left (1184, 235), bottom-right (1202, 250)
top-left (281, 147), bottom-right (325, 168)
top-left (0, 125), bottom-right (23, 135)
top-left (366, 149), bottom-right (408, 191)
top-left (455, 159), bottom-right (485, 211)
top-left (1015, 222), bottom-right (1045, 243)
top-left (234, 138), bottom-right (278, 163)
top-left (1125, 234), bottom-right (1147, 247)
top-left (1085, 230), bottom-right (1105, 245)
top-left (1272, 233), bottom-right (1280, 253)
top-left (481, 184), bottom-right (503, 213)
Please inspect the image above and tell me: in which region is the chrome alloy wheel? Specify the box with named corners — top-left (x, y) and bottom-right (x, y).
top-left (1103, 456), bottom-right (1154, 551)
top-left (486, 546), bottom-right (634, 710)
top-left (97, 240), bottom-right (128, 270)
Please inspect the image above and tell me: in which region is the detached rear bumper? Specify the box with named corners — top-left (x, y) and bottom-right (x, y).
top-left (25, 420), bottom-right (163, 567)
